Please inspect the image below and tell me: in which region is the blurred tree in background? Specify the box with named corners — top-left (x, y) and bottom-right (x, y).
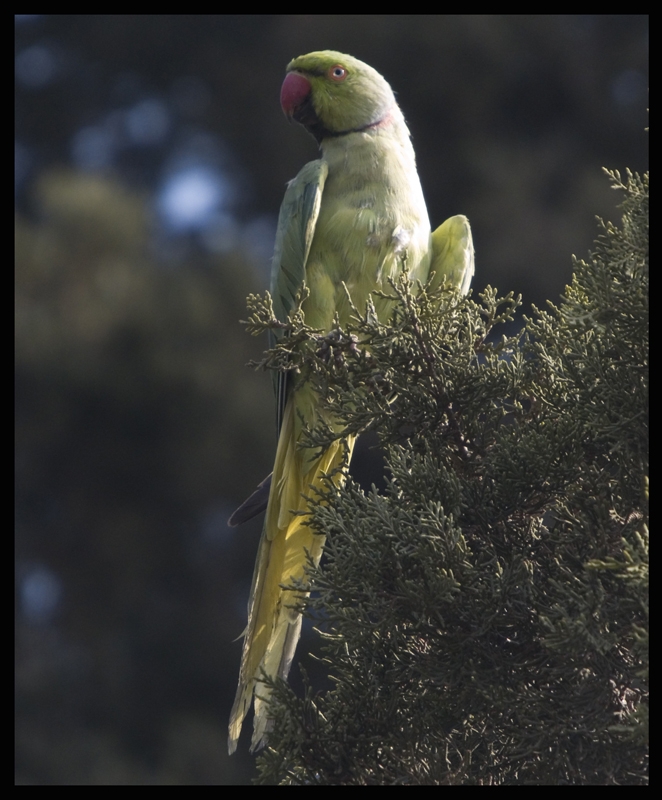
top-left (15, 15), bottom-right (647, 785)
top-left (15, 170), bottom-right (272, 783)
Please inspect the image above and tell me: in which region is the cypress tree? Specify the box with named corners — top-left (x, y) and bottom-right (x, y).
top-left (247, 168), bottom-right (648, 785)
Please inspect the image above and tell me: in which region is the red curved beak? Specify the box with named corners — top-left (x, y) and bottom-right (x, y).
top-left (280, 72), bottom-right (312, 119)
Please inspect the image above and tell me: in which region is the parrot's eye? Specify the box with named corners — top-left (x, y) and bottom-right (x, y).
top-left (329, 65), bottom-right (347, 82)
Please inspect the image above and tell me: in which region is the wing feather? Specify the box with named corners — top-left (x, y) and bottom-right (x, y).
top-left (270, 159), bottom-right (328, 433)
top-left (428, 214), bottom-right (475, 296)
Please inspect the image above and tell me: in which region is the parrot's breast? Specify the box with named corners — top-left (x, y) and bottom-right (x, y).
top-left (303, 125), bottom-right (430, 331)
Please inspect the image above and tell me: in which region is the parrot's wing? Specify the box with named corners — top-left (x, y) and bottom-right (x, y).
top-left (428, 214), bottom-right (475, 296)
top-left (227, 160), bottom-right (328, 530)
top-left (270, 159), bottom-right (328, 433)
top-left (227, 473), bottom-right (272, 527)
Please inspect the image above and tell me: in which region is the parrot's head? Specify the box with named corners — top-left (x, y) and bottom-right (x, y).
top-left (281, 50), bottom-right (398, 144)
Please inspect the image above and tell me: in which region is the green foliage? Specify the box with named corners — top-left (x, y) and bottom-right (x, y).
top-left (249, 169), bottom-right (648, 784)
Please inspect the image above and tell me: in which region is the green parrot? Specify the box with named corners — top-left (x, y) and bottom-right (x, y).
top-left (228, 50), bottom-right (474, 754)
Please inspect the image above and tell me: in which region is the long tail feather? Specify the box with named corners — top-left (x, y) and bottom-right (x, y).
top-left (228, 396), bottom-right (355, 754)
top-left (227, 473), bottom-right (272, 527)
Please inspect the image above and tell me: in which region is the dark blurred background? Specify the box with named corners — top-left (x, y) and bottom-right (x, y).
top-left (15, 15), bottom-right (648, 785)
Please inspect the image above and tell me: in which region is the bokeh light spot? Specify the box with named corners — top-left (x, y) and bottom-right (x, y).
top-left (158, 166), bottom-right (228, 231)
top-left (15, 44), bottom-right (57, 89)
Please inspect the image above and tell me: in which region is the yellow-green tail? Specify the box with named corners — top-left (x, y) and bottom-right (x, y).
top-left (228, 396), bottom-right (356, 753)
